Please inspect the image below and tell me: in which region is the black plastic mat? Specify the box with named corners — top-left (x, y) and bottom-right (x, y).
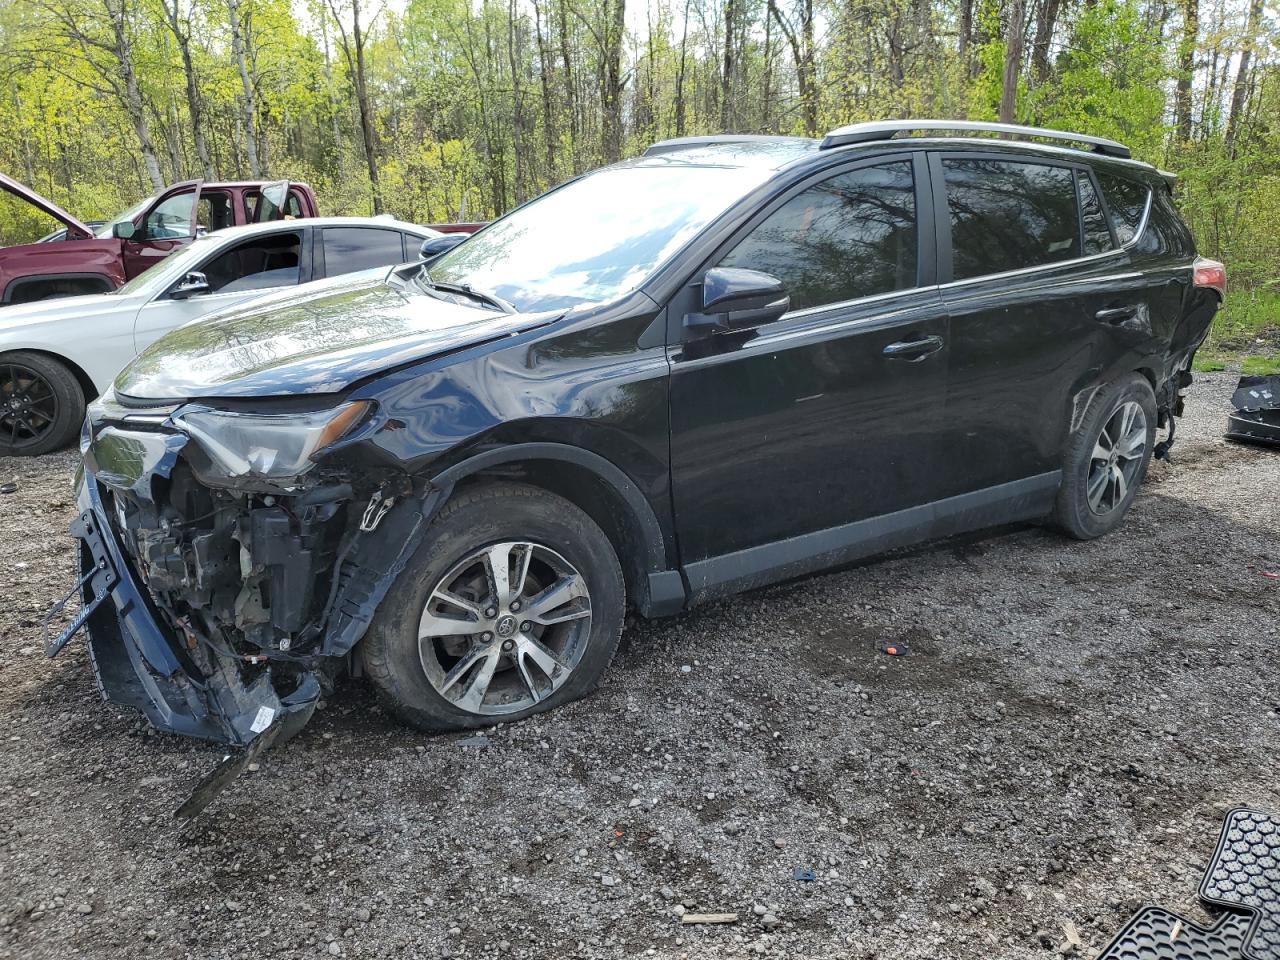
top-left (1200, 808), bottom-right (1280, 960)
top-left (1097, 905), bottom-right (1253, 960)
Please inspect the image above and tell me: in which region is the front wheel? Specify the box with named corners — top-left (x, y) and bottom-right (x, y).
top-left (0, 351), bottom-right (85, 456)
top-left (1052, 374), bottom-right (1157, 540)
top-left (361, 482), bottom-right (625, 732)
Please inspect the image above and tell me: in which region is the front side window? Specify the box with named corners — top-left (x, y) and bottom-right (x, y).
top-left (1096, 171), bottom-right (1150, 245)
top-left (425, 164), bottom-right (773, 313)
top-left (142, 191), bottom-right (196, 240)
top-left (189, 232), bottom-right (302, 294)
top-left (717, 162), bottom-right (918, 312)
top-left (943, 159), bottom-right (1079, 280)
top-left (322, 227), bottom-right (406, 277)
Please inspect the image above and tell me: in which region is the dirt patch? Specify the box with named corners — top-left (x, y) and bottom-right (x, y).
top-left (1, 373), bottom-right (1277, 959)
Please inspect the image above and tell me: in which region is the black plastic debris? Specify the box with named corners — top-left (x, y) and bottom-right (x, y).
top-left (1227, 375), bottom-right (1280, 448)
top-left (1096, 807), bottom-right (1280, 960)
top-left (880, 641), bottom-right (908, 657)
top-left (0, 482), bottom-right (16, 495)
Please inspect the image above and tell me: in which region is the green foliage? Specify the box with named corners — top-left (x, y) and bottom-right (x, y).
top-left (0, 0), bottom-right (1275, 369)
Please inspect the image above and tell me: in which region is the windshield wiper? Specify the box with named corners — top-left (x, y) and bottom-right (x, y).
top-left (420, 272), bottom-right (517, 314)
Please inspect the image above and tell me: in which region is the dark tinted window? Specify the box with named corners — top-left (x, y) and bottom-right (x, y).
top-left (321, 227), bottom-right (407, 277)
top-left (943, 159), bottom-right (1079, 280)
top-left (1096, 171), bottom-right (1150, 245)
top-left (718, 162), bottom-right (917, 311)
top-left (1078, 172), bottom-right (1113, 255)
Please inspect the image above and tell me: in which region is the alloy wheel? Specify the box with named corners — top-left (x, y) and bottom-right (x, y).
top-left (1087, 400), bottom-right (1148, 515)
top-left (417, 541), bottom-right (593, 716)
top-left (1, 363), bottom-right (59, 450)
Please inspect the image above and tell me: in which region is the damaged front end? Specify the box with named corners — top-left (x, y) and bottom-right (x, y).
top-left (46, 391), bottom-right (439, 815)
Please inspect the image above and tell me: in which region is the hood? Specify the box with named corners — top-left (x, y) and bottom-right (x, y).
top-left (0, 290), bottom-right (128, 334)
top-left (114, 272), bottom-right (557, 400)
top-left (0, 173), bottom-right (95, 239)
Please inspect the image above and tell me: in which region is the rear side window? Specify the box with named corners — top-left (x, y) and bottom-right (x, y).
top-left (717, 161), bottom-right (917, 311)
top-left (942, 159), bottom-right (1079, 280)
top-left (1077, 172), bottom-right (1114, 255)
top-left (1096, 171), bottom-right (1150, 245)
top-left (321, 227), bottom-right (407, 277)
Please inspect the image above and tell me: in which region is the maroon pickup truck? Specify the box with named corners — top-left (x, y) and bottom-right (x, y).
top-left (0, 176), bottom-right (319, 304)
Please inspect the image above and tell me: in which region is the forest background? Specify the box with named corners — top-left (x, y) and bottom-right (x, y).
top-left (0, 0), bottom-right (1275, 366)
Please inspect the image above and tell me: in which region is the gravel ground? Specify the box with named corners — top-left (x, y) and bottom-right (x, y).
top-left (1, 371), bottom-right (1277, 960)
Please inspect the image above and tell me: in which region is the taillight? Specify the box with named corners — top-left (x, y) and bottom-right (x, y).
top-left (1192, 257), bottom-right (1226, 297)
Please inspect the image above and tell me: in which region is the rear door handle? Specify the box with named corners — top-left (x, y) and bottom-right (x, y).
top-left (1095, 306), bottom-right (1138, 324)
top-left (883, 334), bottom-right (944, 361)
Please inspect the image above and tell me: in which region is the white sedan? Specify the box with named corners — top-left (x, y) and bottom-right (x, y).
top-left (0, 216), bottom-right (442, 455)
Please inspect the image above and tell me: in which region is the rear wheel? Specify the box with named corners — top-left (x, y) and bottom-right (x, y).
top-left (361, 482), bottom-right (625, 732)
top-left (1052, 374), bottom-right (1157, 539)
top-left (0, 352), bottom-right (85, 456)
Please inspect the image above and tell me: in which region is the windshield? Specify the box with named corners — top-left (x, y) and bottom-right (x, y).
top-left (424, 164), bottom-right (771, 312)
top-left (95, 197), bottom-right (151, 239)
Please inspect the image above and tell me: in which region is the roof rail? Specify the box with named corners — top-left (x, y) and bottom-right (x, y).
top-left (819, 120), bottom-right (1132, 159)
top-left (643, 134), bottom-right (803, 157)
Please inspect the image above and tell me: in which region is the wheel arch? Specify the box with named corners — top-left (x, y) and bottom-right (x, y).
top-left (428, 443), bottom-right (687, 618)
top-left (3, 272), bottom-right (116, 304)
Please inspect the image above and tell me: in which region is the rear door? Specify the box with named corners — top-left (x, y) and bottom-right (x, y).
top-left (931, 153), bottom-right (1140, 499)
top-left (121, 180), bottom-right (203, 279)
top-left (668, 154), bottom-right (949, 594)
top-left (248, 180), bottom-right (292, 222)
top-left (316, 225), bottom-right (410, 278)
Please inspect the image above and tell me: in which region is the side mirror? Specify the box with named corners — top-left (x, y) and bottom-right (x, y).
top-left (112, 221), bottom-right (136, 240)
top-left (170, 271), bottom-right (210, 300)
top-left (419, 234), bottom-right (467, 262)
top-left (685, 267), bottom-right (789, 334)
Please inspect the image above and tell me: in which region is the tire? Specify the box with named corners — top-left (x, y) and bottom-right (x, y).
top-left (1052, 374), bottom-right (1157, 540)
top-left (361, 481), bottom-right (625, 732)
top-left (0, 351), bottom-right (85, 457)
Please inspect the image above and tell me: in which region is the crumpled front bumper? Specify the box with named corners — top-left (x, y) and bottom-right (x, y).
top-left (47, 460), bottom-right (320, 749)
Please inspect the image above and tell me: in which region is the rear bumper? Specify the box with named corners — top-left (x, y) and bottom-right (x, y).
top-left (51, 469), bottom-right (318, 746)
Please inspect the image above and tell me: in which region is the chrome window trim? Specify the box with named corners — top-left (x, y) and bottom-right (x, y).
top-left (778, 284), bottom-right (933, 325)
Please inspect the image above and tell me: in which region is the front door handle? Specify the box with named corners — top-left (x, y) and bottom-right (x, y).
top-left (1095, 305), bottom-right (1138, 324)
top-left (883, 334), bottom-right (944, 361)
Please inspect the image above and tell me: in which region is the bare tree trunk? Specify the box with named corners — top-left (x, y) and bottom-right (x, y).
top-left (227, 0), bottom-right (262, 176)
top-left (999, 0), bottom-right (1027, 123)
top-left (959, 0), bottom-right (974, 76)
top-left (1030, 0), bottom-right (1064, 84)
top-left (674, 0), bottom-right (691, 136)
top-left (1174, 0), bottom-right (1197, 140)
top-left (768, 0), bottom-right (817, 136)
top-left (533, 0), bottom-right (558, 181)
top-left (159, 0), bottom-right (213, 178)
top-left (319, 9), bottom-right (344, 165)
top-left (507, 0), bottom-right (526, 202)
top-left (601, 0), bottom-right (626, 162)
top-left (1224, 0), bottom-right (1261, 150)
top-left (721, 0), bottom-right (735, 129)
top-left (105, 0), bottom-right (164, 189)
top-left (556, 0), bottom-right (579, 171)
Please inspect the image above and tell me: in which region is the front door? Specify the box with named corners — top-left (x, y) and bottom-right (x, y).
top-left (930, 154), bottom-right (1140, 499)
top-left (133, 227), bottom-right (308, 354)
top-left (668, 155), bottom-right (949, 598)
top-left (121, 180), bottom-right (203, 279)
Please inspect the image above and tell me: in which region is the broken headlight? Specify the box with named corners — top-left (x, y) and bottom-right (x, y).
top-left (174, 401), bottom-right (371, 480)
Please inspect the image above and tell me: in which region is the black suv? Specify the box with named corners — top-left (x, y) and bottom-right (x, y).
top-left (53, 121), bottom-right (1223, 783)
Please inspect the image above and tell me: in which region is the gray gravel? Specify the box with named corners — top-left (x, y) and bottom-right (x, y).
top-left (1, 372), bottom-right (1277, 960)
